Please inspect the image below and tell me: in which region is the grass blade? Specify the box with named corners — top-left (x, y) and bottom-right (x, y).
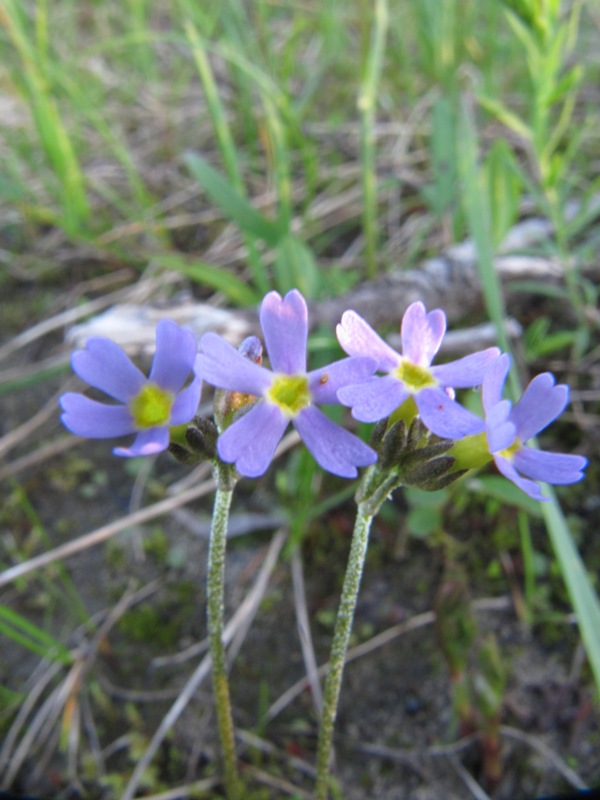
top-left (185, 152), bottom-right (285, 246)
top-left (459, 99), bottom-right (600, 699)
top-left (358, 0), bottom-right (389, 279)
top-left (155, 254), bottom-right (259, 306)
top-left (542, 493), bottom-right (600, 697)
top-left (0, 606), bottom-right (71, 664)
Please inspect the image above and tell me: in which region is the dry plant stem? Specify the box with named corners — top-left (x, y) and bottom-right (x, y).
top-left (315, 503), bottom-right (374, 800)
top-left (207, 486), bottom-right (242, 800)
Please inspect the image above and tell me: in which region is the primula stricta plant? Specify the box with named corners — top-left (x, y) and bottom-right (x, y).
top-left (196, 289), bottom-right (378, 478)
top-left (55, 288), bottom-right (589, 800)
top-left (60, 319), bottom-right (201, 457)
top-left (336, 301), bottom-right (501, 438)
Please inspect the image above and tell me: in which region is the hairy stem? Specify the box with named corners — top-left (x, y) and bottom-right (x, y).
top-left (315, 504), bottom-right (374, 799)
top-left (207, 486), bottom-right (241, 800)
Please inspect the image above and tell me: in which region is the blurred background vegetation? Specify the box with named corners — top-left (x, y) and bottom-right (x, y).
top-left (0, 0), bottom-right (599, 797)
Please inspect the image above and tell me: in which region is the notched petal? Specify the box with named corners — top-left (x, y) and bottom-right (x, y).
top-left (60, 394), bottom-right (134, 438)
top-left (71, 338), bottom-right (145, 402)
top-left (294, 406), bottom-right (377, 478)
top-left (260, 289), bottom-right (308, 374)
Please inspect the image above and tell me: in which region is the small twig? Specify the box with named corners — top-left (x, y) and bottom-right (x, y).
top-left (244, 764), bottom-right (312, 799)
top-left (0, 384), bottom-right (67, 460)
top-left (0, 435), bottom-right (78, 482)
top-left (0, 283), bottom-right (146, 363)
top-left (446, 753), bottom-right (493, 800)
top-left (499, 725), bottom-right (588, 790)
top-left (151, 637), bottom-right (209, 669)
top-left (129, 778), bottom-right (221, 800)
top-left (267, 597), bottom-right (510, 721)
top-left (0, 659), bottom-right (63, 777)
top-left (237, 729), bottom-right (316, 779)
top-left (291, 547), bottom-right (323, 716)
top-left (0, 480), bottom-right (216, 589)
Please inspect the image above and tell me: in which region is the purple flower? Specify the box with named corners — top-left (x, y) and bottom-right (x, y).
top-left (60, 320), bottom-right (202, 457)
top-left (336, 302), bottom-right (501, 439)
top-left (196, 289), bottom-right (378, 478)
top-left (482, 353), bottom-right (587, 501)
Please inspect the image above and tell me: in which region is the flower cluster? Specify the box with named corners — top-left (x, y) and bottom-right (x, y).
top-left (59, 289), bottom-right (587, 500)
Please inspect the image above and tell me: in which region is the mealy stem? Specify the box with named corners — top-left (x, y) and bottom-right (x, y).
top-left (207, 485), bottom-right (242, 800)
top-left (315, 503), bottom-right (374, 799)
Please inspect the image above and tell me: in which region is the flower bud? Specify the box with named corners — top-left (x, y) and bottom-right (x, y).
top-left (168, 416), bottom-right (218, 464)
top-left (213, 336), bottom-right (263, 431)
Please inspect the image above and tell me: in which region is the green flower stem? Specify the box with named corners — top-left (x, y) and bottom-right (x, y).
top-left (315, 503), bottom-right (374, 800)
top-left (207, 485), bottom-right (242, 800)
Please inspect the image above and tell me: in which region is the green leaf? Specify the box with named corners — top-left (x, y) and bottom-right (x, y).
top-left (477, 94), bottom-right (532, 141)
top-left (155, 254), bottom-right (259, 306)
top-left (185, 152), bottom-right (285, 246)
top-left (422, 96), bottom-right (457, 217)
top-left (407, 505), bottom-right (442, 538)
top-left (524, 317), bottom-right (577, 359)
top-left (542, 494), bottom-right (600, 699)
top-left (273, 235), bottom-right (321, 299)
top-left (484, 139), bottom-right (522, 248)
top-left (546, 64), bottom-right (583, 107)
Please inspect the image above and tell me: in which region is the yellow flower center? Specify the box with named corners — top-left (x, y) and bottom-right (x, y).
top-left (393, 359), bottom-right (437, 393)
top-left (496, 438), bottom-right (521, 461)
top-left (130, 383), bottom-right (174, 429)
top-left (266, 374), bottom-right (311, 418)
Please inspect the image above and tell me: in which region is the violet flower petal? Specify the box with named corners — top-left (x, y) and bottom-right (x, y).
top-left (217, 402), bottom-right (289, 477)
top-left (510, 373), bottom-right (569, 441)
top-left (482, 353), bottom-right (511, 412)
top-left (260, 289), bottom-right (308, 374)
top-left (336, 311), bottom-right (400, 371)
top-left (114, 427), bottom-right (170, 458)
top-left (494, 454), bottom-right (547, 501)
top-left (308, 357), bottom-right (377, 405)
top-left (417, 387), bottom-right (485, 438)
top-left (197, 333), bottom-right (273, 395)
top-left (149, 320), bottom-right (198, 392)
top-left (60, 394), bottom-right (134, 438)
top-left (400, 302), bottom-right (446, 366)
top-left (432, 347), bottom-right (501, 389)
top-left (170, 375), bottom-right (203, 425)
top-left (337, 376), bottom-right (409, 422)
top-left (485, 400), bottom-right (516, 453)
top-left (293, 406), bottom-right (376, 478)
top-left (513, 446), bottom-right (587, 485)
top-left (71, 338), bottom-right (146, 402)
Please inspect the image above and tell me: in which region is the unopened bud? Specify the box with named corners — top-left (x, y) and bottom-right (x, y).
top-left (168, 416), bottom-right (218, 464)
top-left (214, 336), bottom-right (263, 430)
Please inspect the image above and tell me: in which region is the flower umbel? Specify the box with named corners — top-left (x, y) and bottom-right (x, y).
top-left (336, 302), bottom-right (501, 439)
top-left (480, 353), bottom-right (587, 501)
top-left (60, 319), bottom-right (202, 457)
top-left (196, 289), bottom-right (378, 478)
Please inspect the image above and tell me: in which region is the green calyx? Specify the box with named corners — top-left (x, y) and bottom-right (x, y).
top-left (449, 432), bottom-right (494, 471)
top-left (129, 383), bottom-right (174, 429)
top-left (357, 418), bottom-right (465, 515)
top-left (393, 359), bottom-right (437, 392)
top-left (266, 373), bottom-right (310, 417)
